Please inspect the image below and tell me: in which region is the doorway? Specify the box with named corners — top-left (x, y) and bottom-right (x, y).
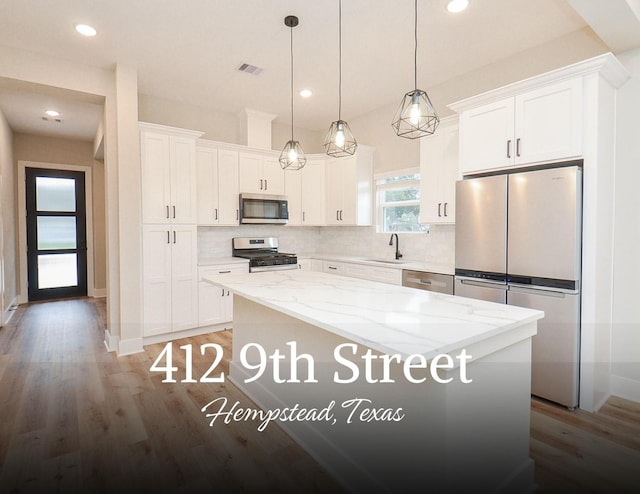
top-left (25, 167), bottom-right (87, 301)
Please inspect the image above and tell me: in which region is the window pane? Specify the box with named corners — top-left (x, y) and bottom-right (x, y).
top-left (37, 216), bottom-right (77, 250)
top-left (36, 176), bottom-right (76, 212)
top-left (383, 205), bottom-right (426, 232)
top-left (384, 186), bottom-right (420, 202)
top-left (376, 173), bottom-right (419, 185)
top-left (38, 253), bottom-right (78, 289)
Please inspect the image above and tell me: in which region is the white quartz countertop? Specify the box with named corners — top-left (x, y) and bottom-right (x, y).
top-left (198, 257), bottom-right (250, 267)
top-left (203, 270), bottom-right (542, 360)
top-left (297, 254), bottom-right (455, 275)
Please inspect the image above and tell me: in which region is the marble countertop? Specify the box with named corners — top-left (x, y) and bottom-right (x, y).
top-left (198, 257), bottom-right (250, 267)
top-left (297, 254), bottom-right (455, 275)
top-left (203, 270), bottom-right (542, 360)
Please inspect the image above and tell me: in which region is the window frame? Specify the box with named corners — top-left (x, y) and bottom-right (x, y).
top-left (375, 168), bottom-right (425, 233)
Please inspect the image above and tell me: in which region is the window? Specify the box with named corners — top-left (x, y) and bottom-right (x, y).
top-left (376, 170), bottom-right (426, 233)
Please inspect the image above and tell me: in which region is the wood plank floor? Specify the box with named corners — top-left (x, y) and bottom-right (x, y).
top-left (0, 298), bottom-right (638, 493)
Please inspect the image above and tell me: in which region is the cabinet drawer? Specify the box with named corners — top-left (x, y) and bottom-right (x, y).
top-left (199, 264), bottom-right (248, 280)
top-left (323, 261), bottom-right (345, 275)
top-left (402, 270), bottom-right (454, 295)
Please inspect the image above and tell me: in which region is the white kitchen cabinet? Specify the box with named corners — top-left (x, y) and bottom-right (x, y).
top-left (325, 146), bottom-right (374, 226)
top-left (458, 79), bottom-right (582, 174)
top-left (322, 260), bottom-right (346, 275)
top-left (343, 263), bottom-right (402, 285)
top-left (296, 258), bottom-right (312, 271)
top-left (142, 224), bottom-right (198, 336)
top-left (198, 264), bottom-right (248, 327)
top-left (196, 144), bottom-right (240, 226)
top-left (285, 158), bottom-right (326, 226)
top-left (140, 123), bottom-right (203, 224)
top-left (420, 117), bottom-right (459, 224)
top-left (239, 151), bottom-right (285, 195)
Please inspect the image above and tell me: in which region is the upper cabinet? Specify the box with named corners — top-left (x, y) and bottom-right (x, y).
top-left (420, 116), bottom-right (459, 224)
top-left (285, 158), bottom-right (326, 226)
top-left (456, 79), bottom-right (582, 175)
top-left (140, 123), bottom-right (204, 224)
top-left (239, 151), bottom-right (285, 195)
top-left (196, 144), bottom-right (240, 226)
top-left (325, 146), bottom-right (374, 226)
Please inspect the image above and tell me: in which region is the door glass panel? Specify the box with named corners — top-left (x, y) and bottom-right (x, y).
top-left (37, 253), bottom-right (78, 289)
top-left (36, 177), bottom-right (76, 212)
top-left (37, 216), bottom-right (77, 250)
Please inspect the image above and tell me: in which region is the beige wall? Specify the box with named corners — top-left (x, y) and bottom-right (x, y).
top-left (0, 108), bottom-right (16, 322)
top-left (12, 133), bottom-right (107, 292)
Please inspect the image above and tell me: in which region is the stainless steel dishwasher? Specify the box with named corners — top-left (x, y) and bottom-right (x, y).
top-left (402, 270), bottom-right (454, 295)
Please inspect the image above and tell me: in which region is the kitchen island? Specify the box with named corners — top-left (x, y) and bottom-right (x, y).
top-left (204, 270), bottom-right (543, 493)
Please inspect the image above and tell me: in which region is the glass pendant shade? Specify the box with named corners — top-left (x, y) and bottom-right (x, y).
top-left (392, 89), bottom-right (439, 139)
top-left (279, 139), bottom-right (307, 170)
top-left (323, 120), bottom-right (357, 157)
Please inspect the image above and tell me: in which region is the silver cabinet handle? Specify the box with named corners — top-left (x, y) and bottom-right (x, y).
top-left (173, 231), bottom-right (176, 244)
top-left (438, 203), bottom-right (442, 217)
top-left (444, 203), bottom-right (448, 217)
top-left (507, 140), bottom-right (512, 159)
top-left (166, 205), bottom-right (170, 219)
top-left (260, 179), bottom-right (263, 190)
top-left (167, 231), bottom-right (170, 244)
top-left (218, 270), bottom-right (231, 274)
top-left (516, 138), bottom-right (521, 157)
top-left (328, 266), bottom-right (338, 270)
top-left (172, 205), bottom-right (176, 219)
top-left (264, 179), bottom-right (268, 190)
top-left (214, 208), bottom-right (218, 220)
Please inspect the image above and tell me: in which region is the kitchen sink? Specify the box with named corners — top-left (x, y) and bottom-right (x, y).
top-left (364, 258), bottom-right (406, 264)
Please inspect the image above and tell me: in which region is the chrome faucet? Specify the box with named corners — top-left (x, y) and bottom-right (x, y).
top-left (388, 233), bottom-right (402, 260)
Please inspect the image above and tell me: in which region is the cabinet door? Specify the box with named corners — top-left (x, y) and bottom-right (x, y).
top-left (323, 260), bottom-right (345, 275)
top-left (460, 98), bottom-right (514, 174)
top-left (339, 156), bottom-right (358, 225)
top-left (284, 168), bottom-right (302, 226)
top-left (142, 225), bottom-right (172, 336)
top-left (218, 149), bottom-right (240, 225)
top-left (238, 152), bottom-right (263, 193)
top-left (514, 79), bottom-right (582, 165)
top-left (325, 159), bottom-right (343, 225)
top-left (170, 136), bottom-right (197, 224)
top-left (171, 225), bottom-right (198, 331)
top-left (301, 159), bottom-right (326, 225)
top-left (198, 280), bottom-right (226, 327)
top-left (420, 122), bottom-right (458, 224)
top-left (262, 155), bottom-right (285, 195)
top-left (196, 147), bottom-right (218, 225)
top-left (141, 131), bottom-right (171, 224)
top-left (297, 258), bottom-right (312, 270)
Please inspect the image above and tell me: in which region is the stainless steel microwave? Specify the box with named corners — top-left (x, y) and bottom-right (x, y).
top-left (239, 193), bottom-right (289, 224)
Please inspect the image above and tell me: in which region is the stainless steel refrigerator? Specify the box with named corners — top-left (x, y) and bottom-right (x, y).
top-left (454, 165), bottom-right (582, 408)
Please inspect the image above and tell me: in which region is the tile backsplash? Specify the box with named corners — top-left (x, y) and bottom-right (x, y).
top-left (198, 224), bottom-right (455, 265)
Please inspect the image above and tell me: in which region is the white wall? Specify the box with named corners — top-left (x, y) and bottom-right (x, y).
top-left (0, 108), bottom-right (16, 325)
top-left (611, 47), bottom-right (640, 401)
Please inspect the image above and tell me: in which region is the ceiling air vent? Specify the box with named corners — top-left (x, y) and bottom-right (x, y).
top-left (237, 63), bottom-right (264, 76)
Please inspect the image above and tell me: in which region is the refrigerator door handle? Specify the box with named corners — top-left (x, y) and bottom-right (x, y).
top-left (509, 284), bottom-right (571, 297)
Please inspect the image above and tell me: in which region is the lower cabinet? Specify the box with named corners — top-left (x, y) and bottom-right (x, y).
top-left (321, 259), bottom-right (402, 285)
top-left (198, 264), bottom-right (248, 328)
top-left (142, 224), bottom-right (198, 337)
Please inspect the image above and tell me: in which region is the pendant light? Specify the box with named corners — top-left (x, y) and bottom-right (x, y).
top-left (323, 0), bottom-right (357, 157)
top-left (279, 15), bottom-right (307, 170)
top-left (391, 0), bottom-right (439, 139)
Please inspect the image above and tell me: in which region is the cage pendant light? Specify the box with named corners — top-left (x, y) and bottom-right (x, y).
top-left (279, 15), bottom-right (307, 170)
top-left (323, 0), bottom-right (357, 157)
top-left (392, 0), bottom-right (439, 139)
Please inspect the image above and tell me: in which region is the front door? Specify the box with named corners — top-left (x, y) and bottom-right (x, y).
top-left (26, 168), bottom-right (87, 301)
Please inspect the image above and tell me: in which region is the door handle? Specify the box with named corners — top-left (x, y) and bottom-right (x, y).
top-left (167, 231), bottom-right (170, 244)
top-left (438, 203), bottom-right (442, 217)
top-left (264, 179), bottom-right (268, 190)
top-left (260, 179), bottom-right (263, 190)
top-left (507, 140), bottom-right (512, 159)
top-left (339, 210), bottom-right (343, 221)
top-left (236, 209), bottom-right (239, 221)
top-left (214, 208), bottom-right (218, 220)
top-left (173, 231), bottom-right (176, 244)
top-left (516, 138), bottom-right (521, 157)
top-left (328, 266), bottom-right (338, 270)
top-left (172, 205), bottom-right (176, 219)
top-left (166, 205), bottom-right (170, 219)
top-left (218, 270), bottom-right (231, 274)
top-left (336, 210), bottom-right (340, 221)
top-left (444, 203), bottom-right (448, 217)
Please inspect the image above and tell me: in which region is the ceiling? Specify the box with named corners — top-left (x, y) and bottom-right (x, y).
top-left (0, 0), bottom-right (637, 141)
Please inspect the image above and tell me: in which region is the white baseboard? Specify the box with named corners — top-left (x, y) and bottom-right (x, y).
top-left (104, 330), bottom-right (118, 352)
top-left (142, 323), bottom-right (231, 346)
top-left (2, 296), bottom-right (19, 326)
top-left (93, 288), bottom-right (107, 298)
top-left (611, 374), bottom-right (640, 403)
top-left (118, 337), bottom-right (144, 356)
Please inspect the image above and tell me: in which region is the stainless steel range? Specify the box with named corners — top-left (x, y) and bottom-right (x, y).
top-left (232, 237), bottom-right (297, 273)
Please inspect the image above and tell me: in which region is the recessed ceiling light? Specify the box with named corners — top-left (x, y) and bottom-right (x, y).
top-left (447, 0), bottom-right (469, 13)
top-left (299, 89), bottom-right (313, 98)
top-left (45, 109), bottom-right (60, 117)
top-left (75, 24), bottom-right (97, 36)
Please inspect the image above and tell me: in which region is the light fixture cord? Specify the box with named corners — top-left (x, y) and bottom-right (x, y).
top-left (290, 23), bottom-right (294, 142)
top-left (338, 0), bottom-right (342, 121)
top-left (414, 0), bottom-right (418, 90)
